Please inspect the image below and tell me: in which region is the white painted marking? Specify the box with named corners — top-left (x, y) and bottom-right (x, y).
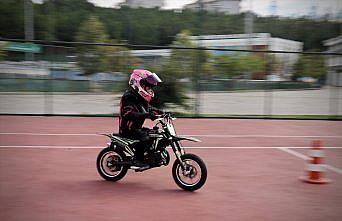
top-left (278, 148), bottom-right (342, 174)
top-left (1, 146), bottom-right (342, 149)
top-left (324, 165), bottom-right (342, 174)
top-left (1, 145), bottom-right (341, 174)
top-left (0, 132), bottom-right (341, 138)
top-left (278, 148), bottom-right (310, 160)
top-left (184, 146), bottom-right (342, 149)
top-left (0, 132), bottom-right (99, 136)
top-left (0, 145), bottom-right (101, 149)
top-left (188, 135), bottom-right (342, 138)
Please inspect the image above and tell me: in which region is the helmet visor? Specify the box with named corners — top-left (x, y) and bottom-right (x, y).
top-left (145, 73), bottom-right (162, 86)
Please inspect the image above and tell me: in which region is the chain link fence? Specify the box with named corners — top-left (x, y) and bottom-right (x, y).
top-left (0, 40), bottom-right (341, 118)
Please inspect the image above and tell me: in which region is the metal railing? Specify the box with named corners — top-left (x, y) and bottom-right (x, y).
top-left (0, 39), bottom-right (341, 118)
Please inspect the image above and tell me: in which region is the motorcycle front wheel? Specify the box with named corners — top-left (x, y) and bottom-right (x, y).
top-left (96, 148), bottom-right (128, 182)
top-left (172, 153), bottom-right (207, 191)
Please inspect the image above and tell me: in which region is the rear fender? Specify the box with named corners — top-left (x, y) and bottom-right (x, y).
top-left (100, 133), bottom-right (135, 156)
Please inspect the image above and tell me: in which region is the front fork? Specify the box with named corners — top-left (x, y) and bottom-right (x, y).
top-left (171, 141), bottom-right (187, 170)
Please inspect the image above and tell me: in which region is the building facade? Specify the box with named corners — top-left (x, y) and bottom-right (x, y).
top-left (119, 0), bottom-right (164, 8)
top-left (184, 0), bottom-right (241, 15)
top-left (131, 33), bottom-right (303, 79)
top-left (323, 35), bottom-right (342, 86)
top-left (131, 49), bottom-right (171, 67)
top-left (190, 33), bottom-right (303, 79)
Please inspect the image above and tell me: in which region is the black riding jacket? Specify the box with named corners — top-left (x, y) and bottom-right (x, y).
top-left (119, 88), bottom-right (160, 136)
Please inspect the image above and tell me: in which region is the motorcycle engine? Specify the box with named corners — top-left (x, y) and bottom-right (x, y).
top-left (144, 150), bottom-right (169, 167)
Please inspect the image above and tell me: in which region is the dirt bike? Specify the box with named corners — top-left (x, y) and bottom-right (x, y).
top-left (96, 112), bottom-right (207, 191)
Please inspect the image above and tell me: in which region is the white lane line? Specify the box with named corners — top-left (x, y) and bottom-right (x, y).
top-left (0, 132), bottom-right (99, 136)
top-left (2, 143), bottom-right (341, 174)
top-left (278, 148), bottom-right (342, 175)
top-left (1, 146), bottom-right (342, 149)
top-left (189, 135), bottom-right (342, 138)
top-left (0, 132), bottom-right (341, 138)
top-left (278, 148), bottom-right (310, 160)
top-left (0, 145), bottom-right (101, 149)
top-left (324, 165), bottom-right (342, 174)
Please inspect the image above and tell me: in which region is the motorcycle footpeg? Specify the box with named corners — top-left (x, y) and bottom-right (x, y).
top-left (133, 165), bottom-right (150, 172)
top-left (114, 161), bottom-right (133, 166)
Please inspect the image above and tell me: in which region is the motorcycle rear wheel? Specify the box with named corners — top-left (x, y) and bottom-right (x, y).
top-left (97, 148), bottom-right (128, 182)
top-left (172, 153), bottom-right (207, 191)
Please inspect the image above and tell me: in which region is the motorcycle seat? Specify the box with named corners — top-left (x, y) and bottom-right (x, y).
top-left (111, 133), bottom-right (140, 145)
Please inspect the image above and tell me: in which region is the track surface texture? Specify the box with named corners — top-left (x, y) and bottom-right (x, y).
top-left (0, 116), bottom-right (341, 221)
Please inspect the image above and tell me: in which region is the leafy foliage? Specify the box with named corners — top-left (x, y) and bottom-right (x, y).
top-left (75, 15), bottom-right (135, 75)
top-left (0, 0), bottom-right (338, 107)
top-left (0, 0), bottom-right (340, 50)
top-left (0, 42), bottom-right (7, 60)
top-left (292, 54), bottom-right (326, 81)
top-left (211, 53), bottom-right (266, 79)
top-left (150, 31), bottom-right (197, 108)
top-left (75, 15), bottom-right (110, 75)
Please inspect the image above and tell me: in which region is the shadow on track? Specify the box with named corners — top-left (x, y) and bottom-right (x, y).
top-left (54, 179), bottom-right (199, 200)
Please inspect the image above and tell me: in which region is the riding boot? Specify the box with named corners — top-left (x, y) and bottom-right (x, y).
top-left (132, 145), bottom-right (148, 168)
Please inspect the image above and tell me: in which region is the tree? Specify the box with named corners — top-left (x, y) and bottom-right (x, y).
top-left (166, 30), bottom-right (197, 78)
top-left (212, 55), bottom-right (240, 78)
top-left (75, 15), bottom-right (136, 75)
top-left (150, 30), bottom-right (202, 108)
top-left (75, 15), bottom-right (110, 75)
top-left (150, 65), bottom-right (189, 109)
top-left (39, 0), bottom-right (96, 41)
top-left (238, 54), bottom-right (266, 79)
top-left (210, 53), bottom-right (266, 79)
top-left (0, 0), bottom-right (25, 39)
top-left (0, 42), bottom-right (7, 60)
top-left (292, 54), bottom-right (326, 81)
top-left (1, 2), bottom-right (340, 50)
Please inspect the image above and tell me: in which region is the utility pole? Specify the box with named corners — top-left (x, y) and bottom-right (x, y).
top-left (194, 0), bottom-right (204, 116)
top-left (244, 0), bottom-right (254, 42)
top-left (244, 0), bottom-right (254, 79)
top-left (24, 0), bottom-right (34, 61)
top-left (244, 12), bottom-right (253, 37)
top-left (270, 0), bottom-right (277, 16)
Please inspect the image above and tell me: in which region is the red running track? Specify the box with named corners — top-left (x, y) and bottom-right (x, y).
top-left (0, 116), bottom-right (342, 221)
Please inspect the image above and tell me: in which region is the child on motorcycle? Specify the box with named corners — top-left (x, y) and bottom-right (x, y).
top-left (119, 69), bottom-right (164, 168)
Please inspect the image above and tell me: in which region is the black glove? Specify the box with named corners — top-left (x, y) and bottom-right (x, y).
top-left (146, 112), bottom-right (158, 121)
top-left (149, 113), bottom-right (158, 121)
top-left (151, 109), bottom-right (164, 116)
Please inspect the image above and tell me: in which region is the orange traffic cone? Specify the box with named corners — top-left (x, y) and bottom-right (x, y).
top-left (299, 140), bottom-right (331, 184)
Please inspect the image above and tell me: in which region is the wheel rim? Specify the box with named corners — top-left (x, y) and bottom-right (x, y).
top-left (100, 151), bottom-right (123, 178)
top-left (176, 159), bottom-right (202, 187)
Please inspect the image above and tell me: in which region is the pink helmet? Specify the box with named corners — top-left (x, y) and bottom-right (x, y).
top-left (129, 69), bottom-right (162, 102)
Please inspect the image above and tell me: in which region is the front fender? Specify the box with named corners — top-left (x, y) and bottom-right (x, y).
top-left (173, 136), bottom-right (201, 142)
top-left (100, 133), bottom-right (116, 140)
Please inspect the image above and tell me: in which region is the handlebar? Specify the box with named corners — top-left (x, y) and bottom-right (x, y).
top-left (154, 112), bottom-right (176, 122)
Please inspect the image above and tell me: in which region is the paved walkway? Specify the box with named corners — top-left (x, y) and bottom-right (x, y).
top-left (0, 88), bottom-right (341, 115)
